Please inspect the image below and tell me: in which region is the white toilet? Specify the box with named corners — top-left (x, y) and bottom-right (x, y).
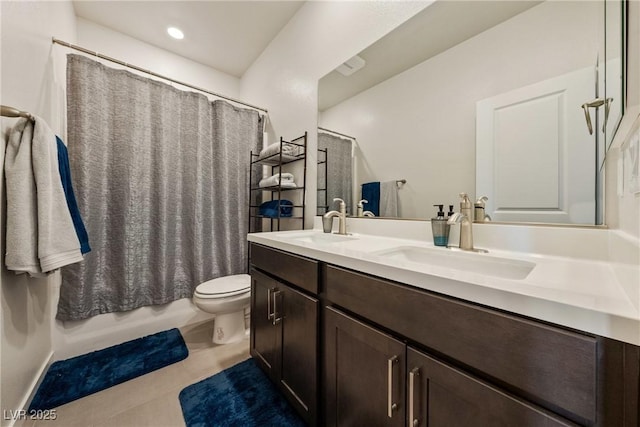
top-left (193, 274), bottom-right (251, 345)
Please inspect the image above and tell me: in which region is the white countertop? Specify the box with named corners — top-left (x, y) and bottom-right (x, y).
top-left (248, 228), bottom-right (640, 346)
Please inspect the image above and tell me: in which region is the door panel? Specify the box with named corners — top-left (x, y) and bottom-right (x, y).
top-left (476, 66), bottom-right (595, 224)
top-left (280, 286), bottom-right (318, 424)
top-left (407, 347), bottom-right (577, 427)
top-left (324, 307), bottom-right (405, 427)
top-left (250, 269), bottom-right (280, 380)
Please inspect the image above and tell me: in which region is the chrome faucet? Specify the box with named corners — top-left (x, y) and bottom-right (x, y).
top-left (323, 198), bottom-right (348, 235)
top-left (357, 199), bottom-right (375, 217)
top-left (474, 196), bottom-right (492, 223)
top-left (448, 193), bottom-right (474, 250)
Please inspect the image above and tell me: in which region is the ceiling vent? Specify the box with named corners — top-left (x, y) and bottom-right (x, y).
top-left (335, 55), bottom-right (366, 77)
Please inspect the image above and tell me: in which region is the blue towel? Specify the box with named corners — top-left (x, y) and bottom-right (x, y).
top-left (361, 182), bottom-right (380, 216)
top-left (259, 200), bottom-right (293, 218)
top-left (57, 136), bottom-right (91, 254)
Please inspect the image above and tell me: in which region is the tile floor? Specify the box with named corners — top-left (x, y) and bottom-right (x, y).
top-left (22, 321), bottom-right (250, 427)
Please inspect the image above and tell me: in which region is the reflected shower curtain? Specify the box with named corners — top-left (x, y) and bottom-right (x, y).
top-left (317, 132), bottom-right (353, 215)
top-left (58, 54), bottom-right (262, 321)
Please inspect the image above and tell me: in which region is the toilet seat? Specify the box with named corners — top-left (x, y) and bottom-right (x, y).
top-left (194, 274), bottom-right (250, 299)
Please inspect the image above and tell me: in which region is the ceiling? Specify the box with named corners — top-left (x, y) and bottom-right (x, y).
top-left (72, 1), bottom-right (540, 109)
top-left (72, 1), bottom-right (305, 78)
top-left (318, 1), bottom-right (541, 111)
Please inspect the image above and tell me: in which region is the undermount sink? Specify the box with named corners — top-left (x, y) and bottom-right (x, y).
top-left (275, 232), bottom-right (358, 245)
top-left (372, 246), bottom-right (535, 280)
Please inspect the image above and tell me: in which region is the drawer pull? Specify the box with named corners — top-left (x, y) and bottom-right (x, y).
top-left (388, 355), bottom-right (399, 418)
top-left (267, 287), bottom-right (275, 320)
top-left (409, 367), bottom-right (420, 427)
top-left (272, 290), bottom-right (283, 325)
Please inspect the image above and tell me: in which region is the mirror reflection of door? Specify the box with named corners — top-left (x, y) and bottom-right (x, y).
top-left (476, 66), bottom-right (596, 224)
top-left (317, 131), bottom-right (354, 216)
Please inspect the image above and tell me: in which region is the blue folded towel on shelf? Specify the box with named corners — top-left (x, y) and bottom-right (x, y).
top-left (259, 200), bottom-right (293, 218)
top-left (362, 182), bottom-right (380, 216)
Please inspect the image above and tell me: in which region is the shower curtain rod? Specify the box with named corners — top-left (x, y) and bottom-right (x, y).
top-left (52, 37), bottom-right (268, 114)
top-left (318, 126), bottom-right (356, 140)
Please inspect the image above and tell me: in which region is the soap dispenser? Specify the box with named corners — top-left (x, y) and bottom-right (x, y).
top-left (431, 204), bottom-right (450, 247)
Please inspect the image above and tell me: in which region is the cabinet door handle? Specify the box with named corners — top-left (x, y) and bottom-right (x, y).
top-left (409, 367), bottom-right (420, 427)
top-left (267, 287), bottom-right (276, 320)
top-left (388, 355), bottom-right (399, 418)
top-left (272, 290), bottom-right (283, 325)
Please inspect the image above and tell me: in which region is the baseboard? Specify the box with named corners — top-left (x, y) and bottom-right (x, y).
top-left (3, 351), bottom-right (54, 427)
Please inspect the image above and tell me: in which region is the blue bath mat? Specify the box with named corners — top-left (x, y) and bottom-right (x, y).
top-left (29, 328), bottom-right (188, 410)
top-left (179, 358), bottom-right (306, 427)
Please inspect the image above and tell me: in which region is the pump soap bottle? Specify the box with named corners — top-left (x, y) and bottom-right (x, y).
top-left (431, 204), bottom-right (450, 247)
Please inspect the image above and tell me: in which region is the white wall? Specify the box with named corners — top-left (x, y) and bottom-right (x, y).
top-left (319, 1), bottom-right (600, 219)
top-left (241, 0), bottom-right (431, 228)
top-left (0, 1), bottom-right (77, 423)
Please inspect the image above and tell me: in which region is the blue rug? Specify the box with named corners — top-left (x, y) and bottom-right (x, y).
top-left (29, 328), bottom-right (188, 410)
top-left (179, 358), bottom-right (306, 427)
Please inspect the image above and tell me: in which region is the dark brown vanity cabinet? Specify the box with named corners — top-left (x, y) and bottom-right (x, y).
top-left (249, 243), bottom-right (639, 426)
top-left (249, 244), bottom-right (319, 426)
top-left (324, 306), bottom-right (574, 427)
top-left (323, 264), bottom-right (640, 427)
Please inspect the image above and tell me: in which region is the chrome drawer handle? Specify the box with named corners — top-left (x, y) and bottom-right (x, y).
top-left (388, 355), bottom-right (399, 418)
top-left (409, 367), bottom-right (420, 427)
top-left (267, 287), bottom-right (275, 320)
top-left (272, 290), bottom-right (283, 325)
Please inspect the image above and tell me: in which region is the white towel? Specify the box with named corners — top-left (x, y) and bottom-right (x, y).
top-left (4, 117), bottom-right (83, 276)
top-left (380, 180), bottom-right (399, 217)
top-left (259, 173), bottom-right (297, 188)
top-left (258, 142), bottom-right (302, 161)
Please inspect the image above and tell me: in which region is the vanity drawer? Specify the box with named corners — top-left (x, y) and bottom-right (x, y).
top-left (324, 264), bottom-right (597, 424)
top-left (250, 243), bottom-right (319, 294)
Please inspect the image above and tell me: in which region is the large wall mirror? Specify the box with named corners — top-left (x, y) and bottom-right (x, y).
top-left (317, 0), bottom-right (627, 225)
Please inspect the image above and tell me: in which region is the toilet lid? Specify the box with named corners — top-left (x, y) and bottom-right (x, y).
top-left (195, 274), bottom-right (251, 298)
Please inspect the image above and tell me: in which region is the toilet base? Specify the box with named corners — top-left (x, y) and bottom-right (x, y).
top-left (212, 310), bottom-right (247, 345)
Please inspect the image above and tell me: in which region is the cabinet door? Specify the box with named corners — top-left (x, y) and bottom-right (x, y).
top-left (280, 285), bottom-right (318, 425)
top-left (324, 307), bottom-right (406, 427)
top-left (250, 269), bottom-right (281, 380)
top-left (406, 347), bottom-right (576, 427)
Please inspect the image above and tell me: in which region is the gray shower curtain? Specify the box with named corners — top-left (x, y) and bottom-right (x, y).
top-left (58, 54), bottom-right (262, 321)
top-left (317, 132), bottom-right (353, 215)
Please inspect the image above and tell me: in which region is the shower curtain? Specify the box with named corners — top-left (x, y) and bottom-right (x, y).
top-left (58, 54), bottom-right (262, 321)
top-left (317, 132), bottom-right (353, 215)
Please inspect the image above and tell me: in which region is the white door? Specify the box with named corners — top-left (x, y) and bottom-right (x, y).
top-left (476, 66), bottom-right (596, 224)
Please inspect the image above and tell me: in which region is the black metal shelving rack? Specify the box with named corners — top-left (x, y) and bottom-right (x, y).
top-left (248, 132), bottom-right (308, 232)
top-left (316, 146), bottom-right (328, 215)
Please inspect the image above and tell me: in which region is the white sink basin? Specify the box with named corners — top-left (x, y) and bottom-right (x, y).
top-left (372, 246), bottom-right (535, 280)
top-left (274, 232), bottom-right (358, 245)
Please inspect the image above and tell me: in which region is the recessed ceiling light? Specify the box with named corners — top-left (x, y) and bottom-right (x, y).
top-left (167, 27), bottom-right (184, 40)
